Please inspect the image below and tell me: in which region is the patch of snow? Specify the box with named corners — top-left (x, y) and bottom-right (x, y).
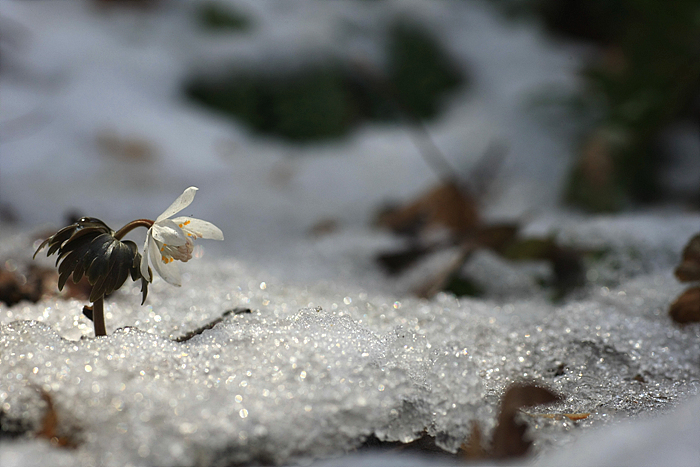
top-left (3, 213), bottom-right (700, 466)
top-left (1, 1), bottom-right (699, 466)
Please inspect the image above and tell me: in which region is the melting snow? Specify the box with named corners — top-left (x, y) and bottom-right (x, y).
top-left (1, 1), bottom-right (699, 466)
top-left (2, 215), bottom-right (700, 466)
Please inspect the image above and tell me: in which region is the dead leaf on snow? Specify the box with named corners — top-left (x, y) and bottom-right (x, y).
top-left (376, 181), bottom-right (479, 238)
top-left (0, 265), bottom-right (57, 306)
top-left (37, 391), bottom-right (79, 449)
top-left (669, 286), bottom-right (700, 324)
top-left (675, 234), bottom-right (700, 282)
top-left (459, 383), bottom-right (561, 461)
top-left (460, 421), bottom-right (487, 460)
top-left (490, 383), bottom-right (561, 459)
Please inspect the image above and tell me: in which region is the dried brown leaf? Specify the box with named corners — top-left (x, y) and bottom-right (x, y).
top-left (0, 265), bottom-right (57, 306)
top-left (675, 234), bottom-right (700, 282)
top-left (669, 286), bottom-right (700, 324)
top-left (37, 391), bottom-right (78, 449)
top-left (460, 421), bottom-right (487, 460)
top-left (491, 384), bottom-right (560, 459)
top-left (376, 181), bottom-right (479, 238)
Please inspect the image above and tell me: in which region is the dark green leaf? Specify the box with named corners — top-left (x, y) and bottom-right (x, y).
top-left (34, 217), bottom-right (146, 303)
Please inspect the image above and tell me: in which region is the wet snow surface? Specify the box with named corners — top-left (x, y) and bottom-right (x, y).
top-left (2, 216), bottom-right (700, 467)
top-left (1, 1), bottom-right (700, 466)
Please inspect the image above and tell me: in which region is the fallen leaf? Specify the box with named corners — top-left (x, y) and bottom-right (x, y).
top-left (0, 270), bottom-right (25, 306)
top-left (675, 234), bottom-right (700, 282)
top-left (376, 181), bottom-right (479, 238)
top-left (0, 265), bottom-right (56, 306)
top-left (669, 286), bottom-right (700, 324)
top-left (460, 421), bottom-right (486, 460)
top-left (37, 391), bottom-right (78, 449)
top-left (490, 383), bottom-right (560, 459)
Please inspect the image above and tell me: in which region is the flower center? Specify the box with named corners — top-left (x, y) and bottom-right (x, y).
top-left (160, 239), bottom-right (194, 263)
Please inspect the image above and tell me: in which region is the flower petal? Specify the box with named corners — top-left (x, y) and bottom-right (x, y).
top-left (140, 234), bottom-right (153, 282)
top-left (149, 237), bottom-right (182, 286)
top-left (171, 217), bottom-right (224, 241)
top-left (151, 219), bottom-right (188, 246)
top-left (156, 187), bottom-right (198, 222)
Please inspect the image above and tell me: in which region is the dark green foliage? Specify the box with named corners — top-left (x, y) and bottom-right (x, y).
top-left (387, 21), bottom-right (464, 119)
top-left (559, 1), bottom-right (700, 209)
top-left (443, 273), bottom-right (484, 298)
top-left (184, 22), bottom-right (465, 142)
top-left (564, 162), bottom-right (623, 213)
top-left (578, 3), bottom-right (700, 206)
top-left (186, 67), bottom-right (354, 141)
top-left (34, 217), bottom-right (149, 304)
top-left (530, 0), bottom-right (629, 44)
top-left (492, 0), bottom-right (700, 210)
top-left (269, 69), bottom-right (353, 141)
top-left (197, 1), bottom-right (251, 31)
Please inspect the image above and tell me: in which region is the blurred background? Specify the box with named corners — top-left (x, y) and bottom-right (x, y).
top-left (2, 0), bottom-right (699, 279)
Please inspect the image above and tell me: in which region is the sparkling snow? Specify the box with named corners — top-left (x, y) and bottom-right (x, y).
top-left (1, 1), bottom-right (699, 467)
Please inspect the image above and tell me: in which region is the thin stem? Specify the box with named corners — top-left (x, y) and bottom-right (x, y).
top-left (92, 297), bottom-right (107, 337)
top-left (114, 219), bottom-right (154, 240)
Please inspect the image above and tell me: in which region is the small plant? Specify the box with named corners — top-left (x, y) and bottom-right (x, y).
top-left (34, 187), bottom-right (224, 336)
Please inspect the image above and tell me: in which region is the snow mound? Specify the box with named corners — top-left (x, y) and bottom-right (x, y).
top-left (2, 221), bottom-right (699, 466)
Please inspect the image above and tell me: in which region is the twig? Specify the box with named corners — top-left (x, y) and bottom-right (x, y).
top-left (173, 308), bottom-right (250, 342)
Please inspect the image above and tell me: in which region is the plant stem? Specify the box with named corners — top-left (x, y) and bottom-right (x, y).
top-left (114, 219), bottom-right (154, 240)
top-left (93, 297), bottom-right (107, 337)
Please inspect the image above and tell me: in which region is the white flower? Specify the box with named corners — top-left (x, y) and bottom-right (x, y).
top-left (141, 187), bottom-right (224, 286)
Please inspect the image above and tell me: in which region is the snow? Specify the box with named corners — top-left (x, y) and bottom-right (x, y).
top-left (2, 220), bottom-right (700, 466)
top-left (1, 1), bottom-right (699, 466)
